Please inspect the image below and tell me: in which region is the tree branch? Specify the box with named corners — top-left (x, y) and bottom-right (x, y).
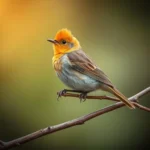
top-left (63, 93), bottom-right (120, 101)
top-left (0, 87), bottom-right (149, 150)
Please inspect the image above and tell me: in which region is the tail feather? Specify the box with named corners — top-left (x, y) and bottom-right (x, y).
top-left (108, 87), bottom-right (135, 109)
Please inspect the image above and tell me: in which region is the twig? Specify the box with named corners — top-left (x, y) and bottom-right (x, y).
top-left (62, 88), bottom-right (150, 111)
top-left (63, 93), bottom-right (120, 101)
top-left (0, 87), bottom-right (149, 150)
top-left (132, 102), bottom-right (150, 112)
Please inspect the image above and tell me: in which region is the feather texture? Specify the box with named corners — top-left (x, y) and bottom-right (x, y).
top-left (67, 49), bottom-right (113, 87)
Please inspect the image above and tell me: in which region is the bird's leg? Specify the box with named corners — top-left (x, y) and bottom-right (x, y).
top-left (57, 89), bottom-right (89, 102)
top-left (57, 89), bottom-right (67, 100)
top-left (57, 89), bottom-right (83, 100)
top-left (79, 92), bottom-right (88, 102)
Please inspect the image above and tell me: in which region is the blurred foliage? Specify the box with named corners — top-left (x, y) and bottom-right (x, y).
top-left (0, 0), bottom-right (149, 150)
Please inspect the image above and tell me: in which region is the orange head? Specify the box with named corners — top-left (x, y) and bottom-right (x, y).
top-left (48, 29), bottom-right (81, 56)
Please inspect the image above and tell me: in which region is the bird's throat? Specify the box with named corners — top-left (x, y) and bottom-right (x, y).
top-left (52, 53), bottom-right (63, 64)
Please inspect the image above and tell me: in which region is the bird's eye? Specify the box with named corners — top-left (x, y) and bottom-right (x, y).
top-left (62, 40), bottom-right (66, 44)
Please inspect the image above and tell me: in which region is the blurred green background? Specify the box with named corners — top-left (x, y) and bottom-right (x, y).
top-left (0, 0), bottom-right (149, 150)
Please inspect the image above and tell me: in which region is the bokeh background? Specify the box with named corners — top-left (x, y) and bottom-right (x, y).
top-left (0, 0), bottom-right (149, 150)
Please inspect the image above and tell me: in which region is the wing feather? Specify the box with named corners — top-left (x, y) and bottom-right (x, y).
top-left (67, 50), bottom-right (114, 87)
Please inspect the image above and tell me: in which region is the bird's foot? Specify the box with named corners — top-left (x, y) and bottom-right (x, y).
top-left (79, 92), bottom-right (88, 102)
top-left (57, 89), bottom-right (67, 100)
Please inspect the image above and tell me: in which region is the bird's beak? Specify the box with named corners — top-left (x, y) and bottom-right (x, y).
top-left (47, 39), bottom-right (59, 45)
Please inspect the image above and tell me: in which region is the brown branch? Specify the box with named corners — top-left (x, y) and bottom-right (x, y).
top-left (62, 89), bottom-right (150, 111)
top-left (63, 93), bottom-right (120, 101)
top-left (132, 102), bottom-right (150, 112)
top-left (0, 87), bottom-right (149, 150)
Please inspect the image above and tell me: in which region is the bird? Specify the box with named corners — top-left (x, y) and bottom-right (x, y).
top-left (47, 28), bottom-right (135, 109)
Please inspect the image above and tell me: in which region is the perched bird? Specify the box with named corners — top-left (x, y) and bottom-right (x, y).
top-left (48, 28), bottom-right (135, 109)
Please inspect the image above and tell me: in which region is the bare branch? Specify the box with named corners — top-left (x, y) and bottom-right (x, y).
top-left (62, 87), bottom-right (150, 111)
top-left (63, 93), bottom-right (120, 101)
top-left (0, 87), bottom-right (149, 150)
top-left (132, 102), bottom-right (150, 112)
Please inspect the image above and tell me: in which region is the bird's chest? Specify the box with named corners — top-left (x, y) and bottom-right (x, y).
top-left (54, 54), bottom-right (73, 77)
top-left (54, 55), bottom-right (100, 92)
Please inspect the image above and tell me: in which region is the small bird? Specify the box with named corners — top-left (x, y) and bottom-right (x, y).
top-left (48, 28), bottom-right (135, 109)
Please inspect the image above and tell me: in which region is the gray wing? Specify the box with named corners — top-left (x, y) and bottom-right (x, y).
top-left (67, 49), bottom-right (114, 88)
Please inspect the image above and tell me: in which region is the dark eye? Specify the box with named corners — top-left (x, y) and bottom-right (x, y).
top-left (62, 40), bottom-right (66, 44)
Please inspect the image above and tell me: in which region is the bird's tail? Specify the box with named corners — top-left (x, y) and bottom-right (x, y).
top-left (108, 87), bottom-right (135, 109)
